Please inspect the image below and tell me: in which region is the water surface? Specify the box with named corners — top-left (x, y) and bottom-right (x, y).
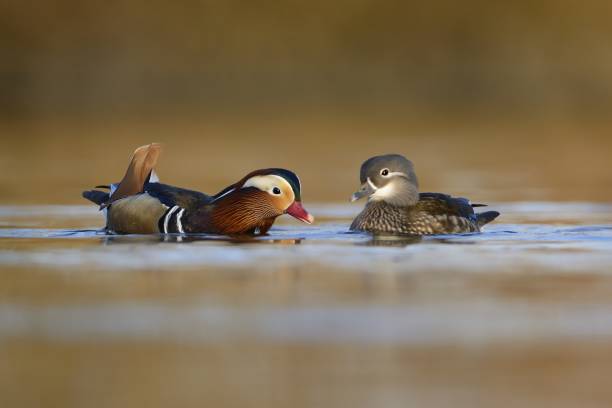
top-left (2, 202), bottom-right (612, 407)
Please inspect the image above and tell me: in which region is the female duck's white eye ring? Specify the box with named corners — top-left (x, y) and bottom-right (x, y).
top-left (272, 187), bottom-right (281, 195)
top-left (380, 168), bottom-right (390, 176)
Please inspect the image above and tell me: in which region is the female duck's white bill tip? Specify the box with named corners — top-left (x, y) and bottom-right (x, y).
top-left (286, 201), bottom-right (315, 224)
top-left (351, 180), bottom-right (377, 202)
top-left (350, 192), bottom-right (364, 202)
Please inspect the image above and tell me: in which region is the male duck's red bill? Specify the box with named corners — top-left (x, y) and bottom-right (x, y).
top-left (286, 201), bottom-right (315, 224)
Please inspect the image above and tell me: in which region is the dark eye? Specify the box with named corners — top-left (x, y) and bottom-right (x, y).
top-left (381, 168), bottom-right (390, 176)
top-left (272, 187), bottom-right (281, 195)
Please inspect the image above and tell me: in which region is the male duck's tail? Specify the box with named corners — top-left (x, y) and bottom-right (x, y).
top-left (82, 143), bottom-right (162, 208)
top-left (476, 211), bottom-right (500, 228)
top-left (82, 189), bottom-right (110, 206)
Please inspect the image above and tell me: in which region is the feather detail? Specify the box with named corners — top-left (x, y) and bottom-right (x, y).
top-left (209, 189), bottom-right (281, 235)
top-left (82, 145), bottom-right (304, 236)
top-left (350, 194), bottom-right (495, 235)
top-left (82, 190), bottom-right (109, 206)
top-left (107, 193), bottom-right (168, 234)
top-left (106, 143), bottom-right (162, 206)
top-left (148, 170), bottom-right (160, 183)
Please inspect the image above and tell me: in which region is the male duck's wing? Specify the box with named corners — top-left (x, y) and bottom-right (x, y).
top-left (144, 182), bottom-right (213, 210)
top-left (146, 183), bottom-right (214, 233)
top-left (104, 183), bottom-right (212, 234)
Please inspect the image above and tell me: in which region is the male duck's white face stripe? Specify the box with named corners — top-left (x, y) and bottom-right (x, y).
top-left (244, 175), bottom-right (291, 192)
top-left (242, 175), bottom-right (295, 205)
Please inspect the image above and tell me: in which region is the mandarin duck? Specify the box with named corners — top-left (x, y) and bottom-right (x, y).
top-left (83, 143), bottom-right (314, 235)
top-left (350, 154), bottom-right (499, 235)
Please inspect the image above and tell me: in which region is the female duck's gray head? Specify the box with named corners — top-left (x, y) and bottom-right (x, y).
top-left (351, 154), bottom-right (419, 206)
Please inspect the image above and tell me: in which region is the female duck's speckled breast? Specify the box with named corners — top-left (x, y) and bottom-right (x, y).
top-left (351, 201), bottom-right (480, 235)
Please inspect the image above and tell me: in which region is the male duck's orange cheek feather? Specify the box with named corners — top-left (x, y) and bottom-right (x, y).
top-left (286, 201), bottom-right (315, 224)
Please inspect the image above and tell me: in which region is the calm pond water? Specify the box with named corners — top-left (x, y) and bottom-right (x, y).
top-left (2, 202), bottom-right (612, 407)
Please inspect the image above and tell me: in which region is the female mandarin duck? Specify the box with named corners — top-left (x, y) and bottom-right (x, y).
top-left (83, 143), bottom-right (314, 235)
top-left (350, 154), bottom-right (499, 235)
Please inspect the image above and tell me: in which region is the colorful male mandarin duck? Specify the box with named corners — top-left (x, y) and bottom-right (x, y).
top-left (350, 154), bottom-right (499, 235)
top-left (83, 143), bottom-right (314, 235)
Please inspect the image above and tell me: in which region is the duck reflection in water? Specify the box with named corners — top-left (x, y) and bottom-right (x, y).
top-left (361, 234), bottom-right (423, 247)
top-left (99, 233), bottom-right (302, 246)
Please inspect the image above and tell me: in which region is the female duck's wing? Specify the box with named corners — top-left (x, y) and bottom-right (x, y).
top-left (413, 193), bottom-right (479, 233)
top-left (417, 193), bottom-right (476, 218)
top-left (417, 193), bottom-right (499, 231)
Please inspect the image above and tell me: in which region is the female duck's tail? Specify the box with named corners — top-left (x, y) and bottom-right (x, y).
top-left (476, 211), bottom-right (500, 228)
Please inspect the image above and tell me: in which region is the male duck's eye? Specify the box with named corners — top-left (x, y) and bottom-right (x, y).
top-left (381, 168), bottom-right (390, 176)
top-left (272, 187), bottom-right (281, 195)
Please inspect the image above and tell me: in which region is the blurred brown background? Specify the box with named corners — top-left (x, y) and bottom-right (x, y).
top-left (1, 0), bottom-right (611, 203)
